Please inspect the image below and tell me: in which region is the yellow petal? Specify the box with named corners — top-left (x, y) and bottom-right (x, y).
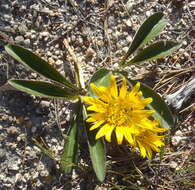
top-left (142, 97), bottom-right (153, 105)
top-left (119, 77), bottom-right (127, 98)
top-left (136, 120), bottom-right (155, 130)
top-left (115, 127), bottom-right (125, 144)
top-left (105, 125), bottom-right (115, 142)
top-left (146, 146), bottom-right (153, 159)
top-left (150, 144), bottom-right (161, 152)
top-left (110, 75), bottom-right (118, 98)
top-left (138, 142), bottom-right (147, 158)
top-left (90, 120), bottom-right (104, 130)
top-left (95, 124), bottom-right (109, 139)
top-left (83, 96), bottom-right (107, 107)
top-left (83, 97), bottom-right (107, 113)
top-left (128, 124), bottom-right (140, 135)
top-left (82, 96), bottom-right (94, 104)
top-left (130, 82), bottom-right (140, 95)
top-left (132, 110), bottom-right (155, 119)
top-left (123, 128), bottom-right (134, 145)
top-left (90, 83), bottom-right (111, 102)
top-left (86, 113), bottom-right (105, 122)
top-left (137, 91), bottom-right (143, 96)
top-left (87, 105), bottom-right (106, 113)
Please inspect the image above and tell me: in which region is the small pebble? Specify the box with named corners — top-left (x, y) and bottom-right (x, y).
top-left (182, 41), bottom-right (187, 46)
top-left (15, 173), bottom-right (22, 183)
top-left (31, 126), bottom-right (37, 133)
top-left (122, 46), bottom-right (129, 52)
top-left (86, 47), bottom-right (96, 58)
top-left (55, 50), bottom-right (60, 56)
top-left (171, 136), bottom-right (183, 146)
top-left (127, 35), bottom-right (133, 43)
top-left (40, 170), bottom-right (49, 177)
top-left (55, 59), bottom-right (63, 66)
top-left (18, 24), bottom-right (28, 35)
top-left (40, 31), bottom-right (49, 37)
top-left (146, 10), bottom-right (151, 17)
top-left (9, 162), bottom-right (20, 171)
top-left (24, 39), bottom-right (30, 46)
top-left (48, 57), bottom-right (55, 65)
top-left (126, 1), bottom-right (134, 11)
top-left (41, 100), bottom-right (50, 107)
top-left (6, 126), bottom-right (19, 135)
top-left (0, 148), bottom-right (6, 159)
top-left (125, 20), bottom-right (132, 27)
top-left (169, 161), bottom-right (178, 169)
top-left (15, 36), bottom-right (24, 43)
top-left (175, 130), bottom-right (182, 136)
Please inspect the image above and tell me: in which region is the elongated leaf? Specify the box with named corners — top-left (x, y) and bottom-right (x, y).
top-left (87, 128), bottom-right (106, 181)
top-left (128, 80), bottom-right (174, 129)
top-left (8, 80), bottom-right (77, 99)
top-left (83, 106), bottom-right (106, 182)
top-left (83, 69), bottom-right (112, 181)
top-left (126, 41), bottom-right (181, 65)
top-left (121, 12), bottom-right (167, 65)
top-left (60, 112), bottom-right (79, 174)
top-left (5, 44), bottom-right (80, 91)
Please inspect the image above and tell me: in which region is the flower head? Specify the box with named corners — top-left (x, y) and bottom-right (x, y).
top-left (83, 75), bottom-right (167, 159)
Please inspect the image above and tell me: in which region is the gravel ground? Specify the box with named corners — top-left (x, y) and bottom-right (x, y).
top-left (0, 0), bottom-right (195, 190)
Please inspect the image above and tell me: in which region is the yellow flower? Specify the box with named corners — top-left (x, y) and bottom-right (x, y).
top-left (82, 75), bottom-right (167, 159)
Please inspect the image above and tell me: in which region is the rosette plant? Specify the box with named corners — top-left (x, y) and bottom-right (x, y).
top-left (3, 13), bottom-right (181, 181)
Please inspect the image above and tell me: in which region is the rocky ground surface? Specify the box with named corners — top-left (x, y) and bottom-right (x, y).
top-left (0, 0), bottom-right (194, 190)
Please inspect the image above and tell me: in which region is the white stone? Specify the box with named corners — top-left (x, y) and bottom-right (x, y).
top-left (48, 57), bottom-right (55, 65)
top-left (175, 130), bottom-right (182, 136)
top-left (126, 0), bottom-right (134, 11)
top-left (125, 20), bottom-right (132, 27)
top-left (31, 126), bottom-right (37, 133)
top-left (9, 163), bottom-right (19, 170)
top-left (171, 136), bottom-right (183, 146)
top-left (24, 38), bottom-right (30, 46)
top-left (146, 10), bottom-right (151, 17)
top-left (40, 170), bottom-right (49, 177)
top-left (56, 59), bottom-right (63, 65)
top-left (41, 31), bottom-right (49, 37)
top-left (15, 36), bottom-right (24, 43)
top-left (122, 46), bottom-right (129, 52)
top-left (15, 173), bottom-right (22, 182)
top-left (169, 161), bottom-right (178, 169)
top-left (55, 50), bottom-right (60, 55)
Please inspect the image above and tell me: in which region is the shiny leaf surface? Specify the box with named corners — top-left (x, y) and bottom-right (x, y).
top-left (5, 44), bottom-right (80, 91)
top-left (121, 12), bottom-right (167, 65)
top-left (126, 41), bottom-right (181, 65)
top-left (8, 80), bottom-right (77, 99)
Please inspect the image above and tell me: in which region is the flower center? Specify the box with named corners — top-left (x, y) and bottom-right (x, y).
top-left (106, 99), bottom-right (133, 127)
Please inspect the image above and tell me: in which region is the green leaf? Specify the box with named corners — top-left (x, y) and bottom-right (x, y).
top-left (126, 41), bottom-right (181, 65)
top-left (83, 106), bottom-right (106, 182)
top-left (60, 112), bottom-right (79, 174)
top-left (128, 80), bottom-right (174, 129)
top-left (121, 12), bottom-right (168, 65)
top-left (87, 127), bottom-right (106, 181)
top-left (5, 44), bottom-right (80, 91)
top-left (83, 69), bottom-right (112, 181)
top-left (8, 80), bottom-right (77, 99)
